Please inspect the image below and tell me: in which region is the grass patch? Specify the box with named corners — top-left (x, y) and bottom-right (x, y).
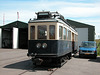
top-left (95, 39), bottom-right (100, 56)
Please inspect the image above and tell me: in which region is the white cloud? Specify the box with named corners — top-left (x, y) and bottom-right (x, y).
top-left (0, 1), bottom-right (100, 20)
top-left (72, 19), bottom-right (100, 34)
top-left (59, 6), bottom-right (100, 18)
top-left (96, 33), bottom-right (100, 35)
top-left (25, 1), bottom-right (100, 18)
top-left (74, 19), bottom-right (100, 25)
top-left (0, 10), bottom-right (36, 25)
top-left (0, 0), bottom-right (100, 35)
top-left (95, 32), bottom-right (100, 39)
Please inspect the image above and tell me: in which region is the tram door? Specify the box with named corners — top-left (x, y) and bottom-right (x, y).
top-left (72, 33), bottom-right (74, 53)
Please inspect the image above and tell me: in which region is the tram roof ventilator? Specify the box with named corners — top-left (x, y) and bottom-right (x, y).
top-left (29, 11), bottom-right (73, 27)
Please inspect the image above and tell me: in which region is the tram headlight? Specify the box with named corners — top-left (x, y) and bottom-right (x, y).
top-left (36, 43), bottom-right (41, 48)
top-left (42, 43), bottom-right (47, 48)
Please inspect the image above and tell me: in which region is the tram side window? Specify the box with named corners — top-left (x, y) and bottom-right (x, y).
top-left (63, 28), bottom-right (66, 40)
top-left (49, 25), bottom-right (55, 39)
top-left (30, 26), bottom-right (35, 39)
top-left (67, 29), bottom-right (69, 40)
top-left (68, 30), bottom-right (71, 41)
top-left (72, 33), bottom-right (74, 41)
top-left (75, 34), bottom-right (76, 42)
top-left (76, 35), bottom-right (78, 41)
top-left (38, 25), bottom-right (47, 39)
top-left (59, 26), bottom-right (62, 39)
top-left (75, 34), bottom-right (77, 42)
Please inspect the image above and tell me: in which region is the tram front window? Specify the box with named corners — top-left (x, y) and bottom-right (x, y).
top-left (38, 25), bottom-right (47, 39)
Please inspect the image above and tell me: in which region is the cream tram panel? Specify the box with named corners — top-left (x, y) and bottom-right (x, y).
top-left (28, 22), bottom-right (57, 40)
top-left (57, 22), bottom-right (78, 41)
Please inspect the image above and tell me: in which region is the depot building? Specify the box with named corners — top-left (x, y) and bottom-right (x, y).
top-left (67, 19), bottom-right (95, 48)
top-left (0, 21), bottom-right (28, 49)
top-left (0, 20), bottom-right (95, 49)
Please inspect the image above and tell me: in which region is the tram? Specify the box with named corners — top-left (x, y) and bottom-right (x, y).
top-left (27, 11), bottom-right (78, 66)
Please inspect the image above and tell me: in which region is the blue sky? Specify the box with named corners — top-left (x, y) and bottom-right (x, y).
top-left (0, 0), bottom-right (100, 39)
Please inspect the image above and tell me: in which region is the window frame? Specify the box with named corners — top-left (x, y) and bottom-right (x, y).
top-left (68, 30), bottom-right (71, 41)
top-left (59, 26), bottom-right (63, 40)
top-left (37, 25), bottom-right (47, 40)
top-left (49, 25), bottom-right (55, 39)
top-left (30, 26), bottom-right (35, 40)
top-left (63, 27), bottom-right (66, 40)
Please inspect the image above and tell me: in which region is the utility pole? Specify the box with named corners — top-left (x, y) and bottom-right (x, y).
top-left (17, 12), bottom-right (19, 21)
top-left (3, 13), bottom-right (5, 25)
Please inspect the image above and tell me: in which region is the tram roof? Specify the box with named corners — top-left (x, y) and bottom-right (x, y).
top-left (28, 18), bottom-right (78, 34)
top-left (28, 18), bottom-right (58, 23)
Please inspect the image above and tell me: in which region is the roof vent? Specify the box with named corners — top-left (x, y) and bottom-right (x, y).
top-left (36, 11), bottom-right (52, 19)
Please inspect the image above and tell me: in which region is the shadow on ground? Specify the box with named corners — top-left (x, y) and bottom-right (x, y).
top-left (3, 59), bottom-right (57, 72)
top-left (4, 59), bottom-right (32, 70)
top-left (88, 57), bottom-right (100, 63)
top-left (74, 55), bottom-right (100, 63)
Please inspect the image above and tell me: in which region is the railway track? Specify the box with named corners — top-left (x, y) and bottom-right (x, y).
top-left (19, 70), bottom-right (29, 75)
top-left (18, 66), bottom-right (59, 75)
top-left (0, 54), bottom-right (59, 75)
top-left (49, 68), bottom-right (58, 75)
top-left (1, 58), bottom-right (68, 75)
top-left (18, 59), bottom-right (68, 75)
top-left (0, 49), bottom-right (68, 75)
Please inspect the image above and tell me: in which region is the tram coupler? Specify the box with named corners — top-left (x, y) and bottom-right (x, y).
top-left (33, 58), bottom-right (43, 65)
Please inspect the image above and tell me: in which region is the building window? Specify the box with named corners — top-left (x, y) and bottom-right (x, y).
top-left (38, 25), bottom-right (47, 39)
top-left (59, 26), bottom-right (62, 39)
top-left (49, 25), bottom-right (55, 39)
top-left (30, 26), bottom-right (35, 39)
top-left (63, 27), bottom-right (66, 40)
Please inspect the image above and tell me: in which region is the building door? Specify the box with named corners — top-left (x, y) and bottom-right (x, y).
top-left (76, 28), bottom-right (88, 50)
top-left (2, 28), bottom-right (13, 48)
top-left (19, 28), bottom-right (28, 49)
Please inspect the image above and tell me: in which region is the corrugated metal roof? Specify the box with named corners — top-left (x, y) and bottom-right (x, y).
top-left (66, 19), bottom-right (95, 41)
top-left (0, 21), bottom-right (28, 29)
top-left (66, 19), bottom-right (94, 28)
